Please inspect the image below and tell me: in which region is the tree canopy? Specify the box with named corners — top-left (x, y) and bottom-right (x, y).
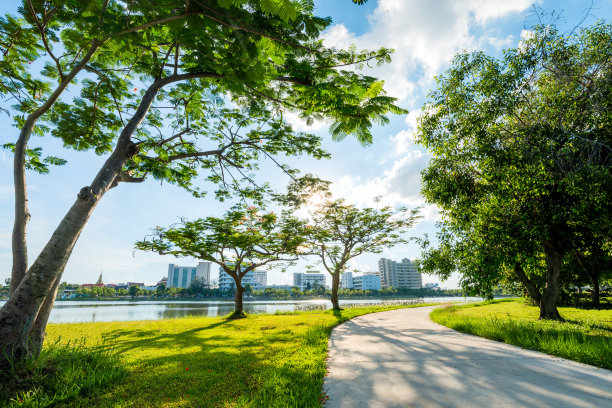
top-left (135, 204), bottom-right (308, 316)
top-left (416, 22), bottom-right (612, 319)
top-left (303, 195), bottom-right (419, 310)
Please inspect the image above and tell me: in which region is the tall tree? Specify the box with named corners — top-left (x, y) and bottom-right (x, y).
top-left (305, 197), bottom-right (419, 310)
top-left (416, 22), bottom-right (612, 319)
top-left (0, 0), bottom-right (406, 365)
top-left (135, 205), bottom-right (307, 317)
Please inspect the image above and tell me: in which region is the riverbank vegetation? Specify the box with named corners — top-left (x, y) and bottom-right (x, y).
top-left (431, 300), bottom-right (612, 369)
top-left (1, 304), bottom-right (430, 408)
top-left (15, 281), bottom-right (511, 302)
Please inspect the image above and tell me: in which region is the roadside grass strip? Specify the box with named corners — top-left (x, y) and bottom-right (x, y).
top-left (2, 303), bottom-right (436, 408)
top-left (430, 300), bottom-right (612, 370)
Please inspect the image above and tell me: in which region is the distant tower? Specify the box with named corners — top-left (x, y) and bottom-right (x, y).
top-left (97, 272), bottom-right (103, 285)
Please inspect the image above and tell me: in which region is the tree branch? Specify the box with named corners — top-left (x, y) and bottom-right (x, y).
top-left (26, 0), bottom-right (64, 79)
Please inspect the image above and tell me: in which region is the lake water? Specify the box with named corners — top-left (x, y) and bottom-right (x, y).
top-left (0, 297), bottom-right (484, 323)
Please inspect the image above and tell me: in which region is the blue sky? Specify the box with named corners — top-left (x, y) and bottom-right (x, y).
top-left (1, 0), bottom-right (610, 289)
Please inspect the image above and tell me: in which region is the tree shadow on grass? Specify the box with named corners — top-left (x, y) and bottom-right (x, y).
top-left (60, 315), bottom-right (333, 408)
top-left (562, 319), bottom-right (612, 334)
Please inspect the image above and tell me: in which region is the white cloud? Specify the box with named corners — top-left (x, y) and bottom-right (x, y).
top-left (468, 0), bottom-right (535, 23)
top-left (322, 0), bottom-right (535, 103)
top-left (284, 111), bottom-right (328, 132)
top-left (330, 149), bottom-right (440, 222)
top-left (389, 109), bottom-right (421, 154)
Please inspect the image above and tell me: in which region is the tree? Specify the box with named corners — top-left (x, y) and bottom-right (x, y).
top-left (311, 282), bottom-right (326, 296)
top-left (136, 205), bottom-right (308, 317)
top-left (156, 282), bottom-right (167, 297)
top-left (188, 278), bottom-right (209, 296)
top-left (0, 0), bottom-right (406, 365)
top-left (566, 241), bottom-right (612, 306)
top-left (304, 197), bottom-right (419, 310)
top-left (128, 285), bottom-right (139, 300)
top-left (416, 22), bottom-right (612, 319)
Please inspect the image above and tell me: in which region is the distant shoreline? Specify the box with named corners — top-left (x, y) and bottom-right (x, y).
top-left (0, 294), bottom-right (489, 303)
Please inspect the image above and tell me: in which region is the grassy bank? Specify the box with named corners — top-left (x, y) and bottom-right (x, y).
top-left (430, 299), bottom-right (612, 369)
top-left (3, 304), bottom-right (433, 408)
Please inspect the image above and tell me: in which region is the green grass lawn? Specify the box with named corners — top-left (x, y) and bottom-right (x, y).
top-left (2, 304), bottom-right (433, 408)
top-left (430, 299), bottom-right (612, 369)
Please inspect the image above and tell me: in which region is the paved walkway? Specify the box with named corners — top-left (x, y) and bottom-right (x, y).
top-left (324, 306), bottom-right (612, 408)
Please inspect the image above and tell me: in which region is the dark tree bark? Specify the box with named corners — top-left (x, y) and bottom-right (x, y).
top-left (539, 246), bottom-right (564, 320)
top-left (230, 274), bottom-right (246, 318)
top-left (330, 272), bottom-right (341, 310)
top-left (513, 262), bottom-right (541, 305)
top-left (234, 285), bottom-right (245, 314)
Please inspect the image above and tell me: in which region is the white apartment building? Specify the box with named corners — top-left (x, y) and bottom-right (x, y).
top-left (167, 262), bottom-right (211, 288)
top-left (378, 258), bottom-right (422, 289)
top-left (341, 272), bottom-right (353, 289)
top-left (342, 272), bottom-right (381, 290)
top-left (293, 272), bottom-right (326, 290)
top-left (218, 267), bottom-right (267, 291)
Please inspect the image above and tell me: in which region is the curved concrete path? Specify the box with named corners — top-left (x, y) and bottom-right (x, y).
top-left (324, 306), bottom-right (612, 408)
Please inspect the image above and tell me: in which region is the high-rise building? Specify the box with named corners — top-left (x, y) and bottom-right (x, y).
top-left (167, 262), bottom-right (211, 288)
top-left (341, 272), bottom-right (353, 289)
top-left (342, 272), bottom-right (381, 290)
top-left (218, 267), bottom-right (267, 291)
top-left (293, 272), bottom-right (326, 290)
top-left (378, 258), bottom-right (422, 289)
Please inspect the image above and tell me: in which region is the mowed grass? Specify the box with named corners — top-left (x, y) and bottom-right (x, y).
top-left (431, 299), bottom-right (612, 369)
top-left (11, 304), bottom-right (429, 408)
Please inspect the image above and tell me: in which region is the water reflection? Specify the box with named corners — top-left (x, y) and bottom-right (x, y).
top-left (0, 297), bottom-right (485, 323)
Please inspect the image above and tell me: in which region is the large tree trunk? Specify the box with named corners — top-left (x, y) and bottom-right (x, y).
top-left (539, 246), bottom-right (563, 320)
top-left (590, 279), bottom-right (600, 307)
top-left (0, 189), bottom-right (101, 366)
top-left (0, 74), bottom-right (192, 368)
top-left (234, 285), bottom-right (245, 314)
top-left (11, 121), bottom-right (32, 294)
top-left (0, 126), bottom-right (144, 368)
top-left (10, 42), bottom-right (101, 295)
top-left (230, 274), bottom-right (246, 318)
top-left (330, 272), bottom-right (341, 311)
top-left (27, 273), bottom-right (63, 356)
top-left (513, 262), bottom-right (541, 305)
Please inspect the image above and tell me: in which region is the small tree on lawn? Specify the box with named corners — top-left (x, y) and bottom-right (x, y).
top-left (136, 205), bottom-right (307, 318)
top-left (304, 198), bottom-right (419, 310)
